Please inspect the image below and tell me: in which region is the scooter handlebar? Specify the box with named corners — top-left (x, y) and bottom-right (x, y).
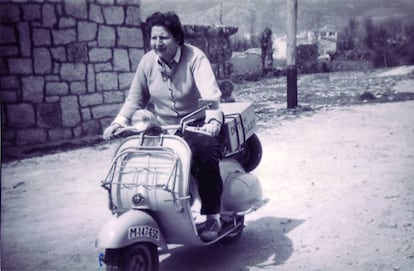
top-left (112, 124), bottom-right (213, 138)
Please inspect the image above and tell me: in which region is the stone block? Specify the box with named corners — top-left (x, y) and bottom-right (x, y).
top-left (64, 1), bottom-right (87, 19)
top-left (52, 29), bottom-right (76, 45)
top-left (104, 91), bottom-right (124, 103)
top-left (96, 72), bottom-right (118, 91)
top-left (73, 126), bottom-right (82, 137)
top-left (97, 0), bottom-right (115, 5)
top-left (59, 17), bottom-right (76, 28)
top-left (119, 72), bottom-right (134, 89)
top-left (8, 58), bottom-right (33, 74)
top-left (0, 4), bottom-right (20, 23)
top-left (53, 62), bottom-right (60, 74)
top-left (114, 49), bottom-right (129, 71)
top-left (128, 49), bottom-right (144, 70)
top-left (16, 128), bottom-right (48, 145)
top-left (67, 42), bottom-right (88, 63)
top-left (46, 82), bottom-right (69, 96)
top-left (50, 46), bottom-right (66, 62)
top-left (102, 6), bottom-right (124, 25)
top-left (89, 4), bottom-right (104, 23)
top-left (98, 25), bottom-right (115, 47)
top-left (6, 103), bottom-right (36, 128)
top-left (91, 104), bottom-right (121, 119)
top-left (33, 28), bottom-right (51, 46)
top-left (89, 48), bottom-right (112, 62)
top-left (81, 108), bottom-right (92, 121)
top-left (22, 76), bottom-right (45, 103)
top-left (42, 4), bottom-right (57, 28)
top-left (23, 4), bottom-right (42, 21)
top-left (82, 120), bottom-right (101, 136)
top-left (0, 58), bottom-right (6, 75)
top-left (34, 47), bottom-right (52, 74)
top-left (78, 22), bottom-right (97, 41)
top-left (126, 6), bottom-right (141, 26)
top-left (0, 25), bottom-right (16, 43)
top-left (1, 91), bottom-right (17, 103)
top-left (1, 75), bottom-right (19, 89)
top-left (87, 64), bottom-right (95, 92)
top-left (45, 75), bottom-right (60, 81)
top-left (0, 46), bottom-right (19, 57)
top-left (48, 128), bottom-right (73, 141)
top-left (18, 22), bottom-right (31, 57)
top-left (79, 93), bottom-right (103, 107)
top-left (60, 96), bottom-right (81, 127)
top-left (116, 0), bottom-right (141, 5)
top-left (61, 63), bottom-right (86, 81)
top-left (95, 63), bottom-right (112, 72)
top-left (45, 96), bottom-right (60, 103)
top-left (70, 81), bottom-right (87, 94)
top-left (2, 129), bottom-right (16, 142)
top-left (37, 103), bottom-right (61, 128)
top-left (118, 27), bottom-right (143, 47)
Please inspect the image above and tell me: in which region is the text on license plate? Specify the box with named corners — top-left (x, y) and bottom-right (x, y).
top-left (128, 226), bottom-right (160, 241)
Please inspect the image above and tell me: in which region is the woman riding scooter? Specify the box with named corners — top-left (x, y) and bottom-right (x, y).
top-left (103, 11), bottom-right (224, 242)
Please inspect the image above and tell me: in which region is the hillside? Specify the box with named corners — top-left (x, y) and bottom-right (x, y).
top-left (141, 0), bottom-right (414, 36)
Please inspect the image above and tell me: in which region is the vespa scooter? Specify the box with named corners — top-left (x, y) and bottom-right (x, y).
top-left (96, 101), bottom-right (268, 271)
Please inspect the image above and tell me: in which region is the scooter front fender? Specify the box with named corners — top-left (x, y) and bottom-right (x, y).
top-left (95, 210), bottom-right (167, 250)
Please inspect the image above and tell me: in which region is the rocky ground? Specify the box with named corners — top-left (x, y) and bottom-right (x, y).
top-left (1, 65), bottom-right (414, 270)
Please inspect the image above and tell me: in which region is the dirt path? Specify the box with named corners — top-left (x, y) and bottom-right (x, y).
top-left (1, 101), bottom-right (414, 271)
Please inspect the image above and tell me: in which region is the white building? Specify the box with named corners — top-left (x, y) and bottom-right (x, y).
top-left (272, 28), bottom-right (337, 60)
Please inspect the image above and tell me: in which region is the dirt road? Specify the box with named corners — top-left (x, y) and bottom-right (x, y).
top-left (2, 101), bottom-right (414, 271)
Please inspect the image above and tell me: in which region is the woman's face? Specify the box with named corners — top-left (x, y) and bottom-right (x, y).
top-left (150, 26), bottom-right (179, 63)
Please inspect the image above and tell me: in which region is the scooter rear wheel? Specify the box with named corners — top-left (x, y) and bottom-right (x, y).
top-left (233, 134), bottom-right (262, 172)
top-left (104, 243), bottom-right (159, 271)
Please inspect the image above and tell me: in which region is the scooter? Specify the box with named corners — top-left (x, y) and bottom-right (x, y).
top-left (96, 101), bottom-right (268, 271)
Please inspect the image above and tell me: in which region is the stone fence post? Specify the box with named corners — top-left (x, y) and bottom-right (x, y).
top-left (183, 25), bottom-right (238, 102)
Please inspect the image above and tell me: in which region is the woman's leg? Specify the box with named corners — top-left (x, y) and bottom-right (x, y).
top-left (184, 131), bottom-right (223, 215)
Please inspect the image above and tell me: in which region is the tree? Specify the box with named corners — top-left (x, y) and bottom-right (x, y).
top-left (337, 16), bottom-right (414, 68)
top-left (259, 27), bottom-right (273, 75)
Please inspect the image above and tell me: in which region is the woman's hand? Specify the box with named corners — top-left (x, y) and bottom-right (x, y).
top-left (201, 120), bottom-right (222, 136)
top-left (102, 123), bottom-right (121, 140)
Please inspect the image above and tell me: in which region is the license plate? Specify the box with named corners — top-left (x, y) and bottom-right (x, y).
top-left (128, 226), bottom-right (160, 241)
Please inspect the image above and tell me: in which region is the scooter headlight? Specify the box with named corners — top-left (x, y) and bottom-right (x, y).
top-left (132, 193), bottom-right (145, 205)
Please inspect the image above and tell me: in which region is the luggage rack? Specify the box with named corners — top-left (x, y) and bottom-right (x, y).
top-left (101, 146), bottom-right (180, 213)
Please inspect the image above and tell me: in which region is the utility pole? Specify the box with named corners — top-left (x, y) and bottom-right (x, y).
top-left (220, 2), bottom-right (223, 25)
top-left (286, 0), bottom-right (298, 108)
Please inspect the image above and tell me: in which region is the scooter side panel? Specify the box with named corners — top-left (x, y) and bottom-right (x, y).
top-left (95, 210), bottom-right (167, 250)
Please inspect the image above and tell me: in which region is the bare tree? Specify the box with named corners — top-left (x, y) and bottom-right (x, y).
top-left (260, 27), bottom-right (273, 75)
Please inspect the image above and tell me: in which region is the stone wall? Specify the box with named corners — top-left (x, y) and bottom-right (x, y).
top-left (0, 0), bottom-right (143, 150)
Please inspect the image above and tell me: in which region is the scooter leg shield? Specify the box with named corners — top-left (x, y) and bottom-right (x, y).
top-left (95, 210), bottom-right (167, 250)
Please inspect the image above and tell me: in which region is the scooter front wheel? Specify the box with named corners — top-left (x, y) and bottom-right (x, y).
top-left (104, 242), bottom-right (159, 271)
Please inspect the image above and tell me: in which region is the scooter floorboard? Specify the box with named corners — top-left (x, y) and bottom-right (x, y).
top-left (196, 219), bottom-right (243, 244)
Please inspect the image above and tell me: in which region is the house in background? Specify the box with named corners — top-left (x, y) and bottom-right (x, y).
top-left (272, 26), bottom-right (338, 60)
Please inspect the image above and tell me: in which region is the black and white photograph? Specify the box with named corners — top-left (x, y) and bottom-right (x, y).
top-left (1, 0), bottom-right (414, 270)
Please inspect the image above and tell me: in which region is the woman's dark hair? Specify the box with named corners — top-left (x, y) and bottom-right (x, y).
top-left (145, 12), bottom-right (185, 45)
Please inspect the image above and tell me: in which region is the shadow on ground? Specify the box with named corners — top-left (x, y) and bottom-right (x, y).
top-left (159, 216), bottom-right (304, 271)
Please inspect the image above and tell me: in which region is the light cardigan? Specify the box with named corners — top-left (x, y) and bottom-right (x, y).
top-left (114, 43), bottom-right (223, 126)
